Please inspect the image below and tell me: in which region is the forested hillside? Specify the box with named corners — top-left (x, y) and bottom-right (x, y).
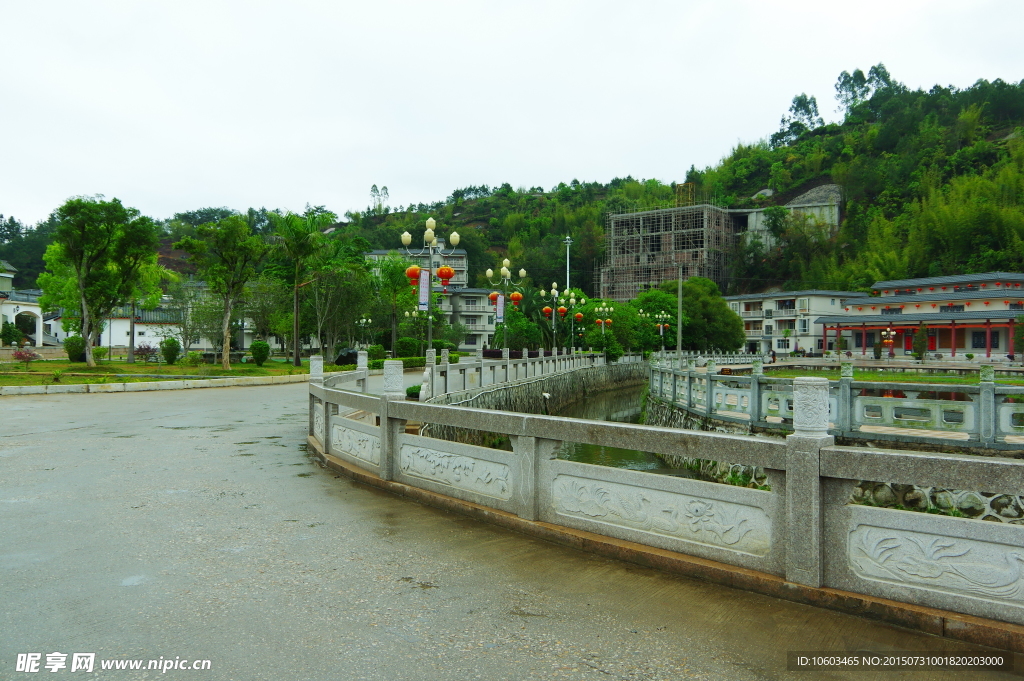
top-left (2, 65), bottom-right (1023, 297)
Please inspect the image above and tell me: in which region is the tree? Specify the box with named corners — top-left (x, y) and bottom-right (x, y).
top-left (771, 94), bottom-right (823, 148)
top-left (175, 215), bottom-right (270, 370)
top-left (244, 273), bottom-right (289, 343)
top-left (39, 196), bottom-right (159, 367)
top-left (676, 277), bottom-right (744, 352)
top-left (913, 322), bottom-right (929, 360)
top-left (373, 252), bottom-right (414, 355)
top-left (835, 68), bottom-right (870, 113)
top-left (163, 280), bottom-right (208, 352)
top-left (271, 207), bottom-right (337, 366)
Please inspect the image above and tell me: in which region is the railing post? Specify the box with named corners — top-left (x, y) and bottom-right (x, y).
top-left (837, 361), bottom-right (853, 433)
top-left (750, 358), bottom-right (763, 423)
top-left (309, 354), bottom-right (323, 384)
top-left (686, 358), bottom-right (695, 408)
top-left (378, 360), bottom-right (407, 481)
top-left (786, 377), bottom-right (834, 587)
top-left (357, 351), bottom-right (369, 393)
top-left (705, 360), bottom-right (716, 416)
top-left (980, 364), bottom-right (995, 444)
top-left (511, 435), bottom-right (560, 520)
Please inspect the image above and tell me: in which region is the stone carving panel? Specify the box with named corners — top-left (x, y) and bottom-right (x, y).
top-left (849, 525), bottom-right (1024, 607)
top-left (331, 423), bottom-right (381, 466)
top-left (313, 404), bottom-right (325, 442)
top-left (793, 377), bottom-right (829, 435)
top-left (399, 445), bottom-right (511, 500)
top-left (551, 475), bottom-right (770, 556)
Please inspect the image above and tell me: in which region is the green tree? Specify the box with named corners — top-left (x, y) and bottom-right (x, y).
top-left (39, 196), bottom-right (159, 366)
top-left (677, 277), bottom-right (744, 351)
top-left (271, 207), bottom-right (337, 365)
top-left (913, 322), bottom-right (929, 360)
top-left (373, 252), bottom-right (414, 355)
top-left (175, 215), bottom-right (270, 370)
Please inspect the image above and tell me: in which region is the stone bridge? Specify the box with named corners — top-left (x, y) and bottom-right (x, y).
top-left (310, 353), bottom-right (1024, 656)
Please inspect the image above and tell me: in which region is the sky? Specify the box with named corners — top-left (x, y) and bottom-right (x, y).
top-left (2, 0), bottom-right (1024, 225)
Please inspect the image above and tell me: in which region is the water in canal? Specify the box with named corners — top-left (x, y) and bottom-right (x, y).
top-left (552, 384), bottom-right (672, 472)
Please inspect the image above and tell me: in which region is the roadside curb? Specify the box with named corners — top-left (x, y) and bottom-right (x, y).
top-left (0, 373), bottom-right (311, 396)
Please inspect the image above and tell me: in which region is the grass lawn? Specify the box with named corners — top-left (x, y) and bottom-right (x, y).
top-left (763, 367), bottom-right (1024, 386)
top-left (0, 357), bottom-right (309, 386)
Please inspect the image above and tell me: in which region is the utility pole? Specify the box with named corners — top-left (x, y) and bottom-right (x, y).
top-left (563, 236), bottom-right (573, 291)
top-left (677, 265), bottom-right (683, 366)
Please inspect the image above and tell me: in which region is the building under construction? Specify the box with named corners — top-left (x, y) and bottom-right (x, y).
top-left (596, 203), bottom-right (741, 301)
top-left (595, 184), bottom-right (842, 301)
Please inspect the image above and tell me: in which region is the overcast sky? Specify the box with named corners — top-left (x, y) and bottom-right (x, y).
top-left (2, 0), bottom-right (1023, 225)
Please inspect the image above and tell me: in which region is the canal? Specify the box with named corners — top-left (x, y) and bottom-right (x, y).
top-left (553, 383), bottom-right (673, 472)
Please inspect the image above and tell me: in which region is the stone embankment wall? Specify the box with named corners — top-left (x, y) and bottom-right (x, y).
top-left (423, 362), bottom-right (647, 445)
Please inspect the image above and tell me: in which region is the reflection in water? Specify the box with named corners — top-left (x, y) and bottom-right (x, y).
top-left (553, 386), bottom-right (672, 472)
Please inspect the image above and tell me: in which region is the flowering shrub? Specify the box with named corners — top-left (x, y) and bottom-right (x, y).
top-left (12, 348), bottom-right (41, 370)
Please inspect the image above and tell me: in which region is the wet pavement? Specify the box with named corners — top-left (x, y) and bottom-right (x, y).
top-left (2, 384), bottom-right (1020, 680)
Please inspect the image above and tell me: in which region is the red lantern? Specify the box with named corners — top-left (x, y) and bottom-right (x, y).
top-left (557, 306), bottom-right (568, 318)
top-left (436, 266), bottom-right (455, 293)
top-left (942, 286), bottom-right (947, 290)
top-left (915, 304), bottom-right (920, 308)
top-left (488, 291), bottom-right (499, 305)
top-left (984, 301), bottom-right (990, 305)
top-left (406, 265), bottom-right (421, 287)
top-left (982, 283), bottom-right (987, 288)
top-left (595, 318), bottom-right (604, 326)
top-left (929, 287), bottom-right (934, 291)
top-left (899, 305), bottom-right (905, 309)
top-left (966, 302), bottom-right (972, 306)
top-left (542, 306), bottom-right (553, 318)
top-left (857, 307), bottom-right (862, 311)
top-left (509, 291), bottom-right (523, 307)
top-left (1005, 300), bottom-right (1010, 305)
top-left (931, 304), bottom-right (937, 307)
top-left (574, 312), bottom-right (583, 322)
top-left (605, 319), bottom-right (613, 326)
top-left (871, 306), bottom-right (876, 310)
top-left (917, 288), bottom-right (923, 292)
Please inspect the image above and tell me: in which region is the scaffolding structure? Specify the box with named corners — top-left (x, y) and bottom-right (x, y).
top-left (595, 203), bottom-right (742, 302)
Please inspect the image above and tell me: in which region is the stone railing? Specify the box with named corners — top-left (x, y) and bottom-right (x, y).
top-left (417, 348), bottom-right (642, 400)
top-left (648, 360), bottom-right (1024, 451)
top-left (308, 364), bottom-right (1024, 636)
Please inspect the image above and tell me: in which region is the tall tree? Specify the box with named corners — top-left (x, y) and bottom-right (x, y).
top-left (373, 252), bottom-right (414, 355)
top-left (175, 215), bottom-right (270, 370)
top-left (39, 196), bottom-right (159, 366)
top-left (271, 206), bottom-right (336, 366)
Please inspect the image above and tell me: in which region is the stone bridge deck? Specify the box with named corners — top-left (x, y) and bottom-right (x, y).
top-left (3, 383), bottom-right (1015, 679)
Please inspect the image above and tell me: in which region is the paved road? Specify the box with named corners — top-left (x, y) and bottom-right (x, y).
top-left (1, 385), bottom-right (1019, 680)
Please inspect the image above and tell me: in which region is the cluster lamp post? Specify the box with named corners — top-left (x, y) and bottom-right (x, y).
top-left (485, 259), bottom-right (527, 351)
top-left (655, 311), bottom-right (671, 355)
top-left (401, 218), bottom-right (460, 352)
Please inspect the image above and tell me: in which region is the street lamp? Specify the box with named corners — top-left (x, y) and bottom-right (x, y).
top-left (654, 311), bottom-right (672, 355)
top-left (562, 235), bottom-right (573, 291)
top-left (881, 326), bottom-right (896, 359)
top-left (539, 282), bottom-right (561, 349)
top-left (357, 315), bottom-right (372, 347)
top-left (401, 217), bottom-right (460, 352)
top-left (558, 292), bottom-right (585, 350)
top-left (595, 304), bottom-right (614, 338)
top-left (485, 259), bottom-right (527, 352)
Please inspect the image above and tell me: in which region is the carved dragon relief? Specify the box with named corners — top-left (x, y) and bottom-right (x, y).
top-left (850, 525), bottom-right (1024, 606)
top-left (552, 475), bottom-right (770, 556)
top-left (331, 423), bottom-right (381, 466)
top-left (399, 445), bottom-right (512, 500)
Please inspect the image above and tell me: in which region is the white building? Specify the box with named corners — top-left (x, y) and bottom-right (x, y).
top-left (724, 289), bottom-right (868, 355)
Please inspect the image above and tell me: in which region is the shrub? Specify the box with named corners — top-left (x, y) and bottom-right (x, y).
top-left (366, 344), bottom-right (386, 360)
top-left (12, 348), bottom-right (41, 370)
top-left (160, 337), bottom-right (181, 365)
top-left (51, 369), bottom-right (64, 383)
top-left (605, 338), bottom-right (624, 362)
top-left (135, 342), bottom-right (157, 361)
top-left (406, 384), bottom-right (421, 399)
top-left (250, 340), bottom-right (270, 367)
top-left (965, 353), bottom-right (975, 360)
top-left (93, 346), bottom-right (108, 361)
top-left (872, 343), bottom-right (882, 360)
top-left (395, 336), bottom-right (419, 358)
top-left (1, 321), bottom-right (21, 346)
top-left (64, 336), bottom-right (86, 362)
top-left (183, 351), bottom-right (204, 367)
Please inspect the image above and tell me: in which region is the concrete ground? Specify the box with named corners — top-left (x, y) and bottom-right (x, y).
top-left (2, 384), bottom-right (1020, 680)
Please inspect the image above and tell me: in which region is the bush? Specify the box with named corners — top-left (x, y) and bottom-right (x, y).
top-left (605, 338), bottom-right (624, 362)
top-left (366, 344), bottom-right (386, 360)
top-left (965, 353), bottom-right (975, 360)
top-left (12, 348), bottom-right (41, 370)
top-left (183, 351), bottom-right (204, 367)
top-left (64, 336), bottom-right (86, 362)
top-left (160, 337), bottom-right (181, 365)
top-left (395, 336), bottom-right (419, 358)
top-left (93, 346), bottom-right (108, 361)
top-left (1, 321), bottom-right (21, 346)
top-left (250, 340), bottom-right (270, 367)
top-left (872, 343), bottom-right (882, 360)
top-left (135, 342), bottom-right (157, 360)
top-left (406, 384), bottom-right (421, 399)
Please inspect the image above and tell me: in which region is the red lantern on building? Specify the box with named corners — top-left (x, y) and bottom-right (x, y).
top-left (984, 301), bottom-right (990, 305)
top-left (406, 265), bottom-right (421, 287)
top-left (542, 306), bottom-right (553, 318)
top-left (557, 306), bottom-right (568, 318)
top-left (436, 266), bottom-right (455, 293)
top-left (509, 291), bottom-right (523, 307)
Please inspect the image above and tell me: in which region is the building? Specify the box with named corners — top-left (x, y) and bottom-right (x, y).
top-left (596, 185), bottom-right (841, 302)
top-left (724, 290), bottom-right (868, 354)
top-left (1, 261), bottom-right (54, 347)
top-left (439, 288), bottom-right (498, 350)
top-left (815, 272), bottom-right (1024, 359)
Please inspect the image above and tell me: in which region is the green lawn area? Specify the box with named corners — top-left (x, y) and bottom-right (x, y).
top-left (763, 367), bottom-right (1024, 386)
top-left (0, 357), bottom-right (309, 386)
